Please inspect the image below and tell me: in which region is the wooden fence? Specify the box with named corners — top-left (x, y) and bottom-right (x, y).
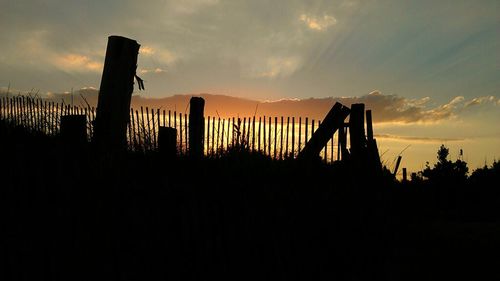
top-left (0, 96), bottom-right (343, 162)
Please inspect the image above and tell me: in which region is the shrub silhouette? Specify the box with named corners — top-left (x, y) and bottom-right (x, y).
top-left (422, 144), bottom-right (468, 185)
top-left (469, 160), bottom-right (499, 186)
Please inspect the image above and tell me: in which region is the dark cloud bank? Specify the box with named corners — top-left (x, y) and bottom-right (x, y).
top-left (2, 88), bottom-right (496, 124)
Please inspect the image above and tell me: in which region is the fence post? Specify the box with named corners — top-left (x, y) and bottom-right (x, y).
top-left (216, 117), bottom-right (221, 154)
top-left (146, 107), bottom-right (152, 149)
top-left (184, 113), bottom-right (188, 153)
top-left (366, 109), bottom-right (382, 173)
top-left (207, 116), bottom-right (211, 154)
top-left (298, 117), bottom-right (302, 154)
top-left (280, 116), bottom-right (284, 160)
top-left (232, 117), bottom-right (235, 148)
top-left (93, 35), bottom-right (140, 152)
top-left (286, 116), bottom-right (290, 158)
top-left (226, 118), bottom-right (230, 149)
top-left (267, 116), bottom-right (271, 155)
top-left (130, 108), bottom-right (136, 149)
top-left (291, 117), bottom-right (295, 158)
top-left (366, 109), bottom-right (374, 142)
top-left (221, 119), bottom-right (225, 153)
top-left (274, 117), bottom-right (277, 159)
top-left (179, 113), bottom-right (183, 153)
top-left (349, 103), bottom-right (366, 161)
top-left (246, 117), bottom-right (251, 146)
top-left (262, 116), bottom-right (266, 154)
top-left (158, 127), bottom-right (177, 159)
top-left (135, 110), bottom-right (142, 151)
top-left (151, 108), bottom-right (156, 149)
top-left (211, 116), bottom-right (215, 155)
top-left (189, 97), bottom-right (205, 158)
top-left (258, 117), bottom-right (261, 152)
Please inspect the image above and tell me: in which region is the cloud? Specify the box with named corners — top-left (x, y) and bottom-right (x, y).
top-left (139, 46), bottom-right (155, 56)
top-left (170, 0), bottom-right (220, 14)
top-left (140, 46), bottom-right (176, 63)
top-left (464, 96), bottom-right (499, 108)
top-left (54, 54), bottom-right (103, 72)
top-left (299, 13), bottom-right (337, 31)
top-left (1, 29), bottom-right (104, 75)
top-left (252, 56), bottom-right (301, 79)
top-left (331, 91), bottom-right (499, 124)
top-left (139, 45), bottom-right (177, 70)
top-left (140, 68), bottom-right (166, 74)
top-left (246, 91), bottom-right (499, 124)
top-left (374, 134), bottom-right (465, 143)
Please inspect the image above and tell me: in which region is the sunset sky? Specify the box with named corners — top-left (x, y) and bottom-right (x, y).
top-left (0, 0), bottom-right (499, 173)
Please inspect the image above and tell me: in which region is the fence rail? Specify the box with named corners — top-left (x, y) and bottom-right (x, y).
top-left (0, 96), bottom-right (343, 162)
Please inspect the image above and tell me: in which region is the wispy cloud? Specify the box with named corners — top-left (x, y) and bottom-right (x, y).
top-left (299, 13), bottom-right (337, 31)
top-left (375, 134), bottom-right (465, 143)
top-left (253, 56), bottom-right (301, 79)
top-left (139, 46), bottom-right (155, 56)
top-left (140, 68), bottom-right (166, 74)
top-left (139, 45), bottom-right (177, 68)
top-left (464, 95), bottom-right (499, 107)
top-left (54, 54), bottom-right (103, 72)
top-left (171, 0), bottom-right (220, 14)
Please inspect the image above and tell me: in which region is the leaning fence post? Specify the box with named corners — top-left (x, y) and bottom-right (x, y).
top-left (298, 102), bottom-right (351, 160)
top-left (393, 155), bottom-right (402, 177)
top-left (93, 35), bottom-right (140, 152)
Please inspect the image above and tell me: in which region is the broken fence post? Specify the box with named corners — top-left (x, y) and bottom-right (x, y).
top-left (298, 102), bottom-right (350, 160)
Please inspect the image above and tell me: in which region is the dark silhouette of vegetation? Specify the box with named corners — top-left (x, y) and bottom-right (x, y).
top-left (469, 160), bottom-right (500, 186)
top-left (422, 144), bottom-right (469, 185)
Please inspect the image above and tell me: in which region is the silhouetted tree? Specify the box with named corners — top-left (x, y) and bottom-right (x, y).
top-left (422, 144), bottom-right (469, 185)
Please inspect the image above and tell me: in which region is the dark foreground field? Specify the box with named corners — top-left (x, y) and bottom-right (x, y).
top-left (1, 120), bottom-right (499, 281)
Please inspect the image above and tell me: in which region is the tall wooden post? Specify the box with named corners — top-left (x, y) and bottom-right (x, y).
top-left (366, 109), bottom-right (382, 173)
top-left (366, 110), bottom-right (374, 142)
top-left (349, 103), bottom-right (366, 156)
top-left (189, 97), bottom-right (205, 158)
top-left (93, 36), bottom-right (140, 151)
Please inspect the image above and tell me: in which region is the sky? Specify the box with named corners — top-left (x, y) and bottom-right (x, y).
top-left (0, 0), bottom-right (499, 173)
